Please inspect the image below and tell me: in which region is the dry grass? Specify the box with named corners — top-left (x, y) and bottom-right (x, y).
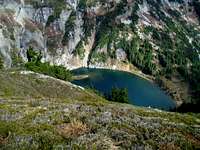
top-left (0, 71), bottom-right (88, 100)
top-left (0, 132), bottom-right (11, 145)
top-left (56, 119), bottom-right (89, 138)
top-left (159, 143), bottom-right (181, 150)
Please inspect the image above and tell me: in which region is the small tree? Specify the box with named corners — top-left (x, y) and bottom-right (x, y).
top-left (110, 87), bottom-right (129, 103)
top-left (25, 47), bottom-right (73, 81)
top-left (193, 1), bottom-right (200, 21)
top-left (27, 47), bottom-right (41, 62)
top-left (0, 57), bottom-right (3, 69)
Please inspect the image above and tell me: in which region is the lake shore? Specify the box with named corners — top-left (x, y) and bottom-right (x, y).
top-left (72, 67), bottom-right (176, 110)
top-left (72, 74), bottom-right (89, 80)
top-left (70, 58), bottom-right (191, 107)
top-left (72, 63), bottom-right (184, 107)
top-left (88, 64), bottom-right (154, 82)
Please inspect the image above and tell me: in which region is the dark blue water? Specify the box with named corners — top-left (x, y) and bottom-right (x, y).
top-left (72, 68), bottom-right (176, 110)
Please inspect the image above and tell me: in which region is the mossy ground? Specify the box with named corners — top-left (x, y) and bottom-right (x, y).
top-left (0, 70), bottom-right (200, 149)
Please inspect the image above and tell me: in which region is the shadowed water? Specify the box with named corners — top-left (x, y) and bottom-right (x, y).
top-left (72, 68), bottom-right (176, 110)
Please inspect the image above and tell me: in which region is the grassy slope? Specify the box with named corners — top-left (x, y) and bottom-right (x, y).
top-left (0, 70), bottom-right (200, 150)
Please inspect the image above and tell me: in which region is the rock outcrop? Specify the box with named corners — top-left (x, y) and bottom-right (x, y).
top-left (0, 0), bottom-right (199, 69)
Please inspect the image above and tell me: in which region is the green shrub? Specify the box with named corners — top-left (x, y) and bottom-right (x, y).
top-left (130, 3), bottom-right (139, 26)
top-left (74, 41), bottom-right (85, 59)
top-left (0, 122), bottom-right (17, 137)
top-left (25, 48), bottom-right (73, 81)
top-left (11, 51), bottom-right (24, 67)
top-left (78, 0), bottom-right (87, 10)
top-left (92, 52), bottom-right (108, 63)
top-left (82, 12), bottom-right (94, 41)
top-left (45, 0), bottom-right (66, 27)
top-left (25, 62), bottom-right (72, 81)
top-left (27, 47), bottom-right (41, 62)
top-left (46, 15), bottom-right (57, 27)
top-left (123, 38), bottom-right (157, 75)
top-left (108, 87), bottom-right (129, 103)
top-left (62, 11), bottom-right (76, 45)
top-left (193, 0), bottom-right (200, 21)
top-left (190, 62), bottom-right (200, 100)
top-left (0, 57), bottom-right (3, 69)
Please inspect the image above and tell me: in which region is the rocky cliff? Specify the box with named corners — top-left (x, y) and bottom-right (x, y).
top-left (0, 0), bottom-right (199, 68)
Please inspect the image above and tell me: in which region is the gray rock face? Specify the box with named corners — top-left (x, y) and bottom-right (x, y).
top-left (116, 48), bottom-right (127, 61)
top-left (0, 0), bottom-right (84, 69)
top-left (0, 0), bottom-right (199, 70)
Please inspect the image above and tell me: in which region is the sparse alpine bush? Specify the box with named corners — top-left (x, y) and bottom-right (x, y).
top-left (25, 48), bottom-right (73, 81)
top-left (56, 119), bottom-right (89, 139)
top-left (0, 57), bottom-right (3, 69)
top-left (107, 87), bottom-right (129, 103)
top-left (45, 0), bottom-right (66, 27)
top-left (193, 0), bottom-right (200, 21)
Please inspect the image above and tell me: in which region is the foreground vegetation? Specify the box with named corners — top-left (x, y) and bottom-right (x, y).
top-left (0, 57), bottom-right (3, 70)
top-left (1, 0), bottom-right (199, 113)
top-left (0, 71), bottom-right (200, 149)
top-left (25, 48), bottom-right (73, 81)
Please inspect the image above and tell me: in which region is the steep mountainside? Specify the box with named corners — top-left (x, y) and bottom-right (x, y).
top-left (0, 1), bottom-right (200, 149)
top-left (0, 70), bottom-right (200, 149)
top-left (0, 0), bottom-right (200, 102)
